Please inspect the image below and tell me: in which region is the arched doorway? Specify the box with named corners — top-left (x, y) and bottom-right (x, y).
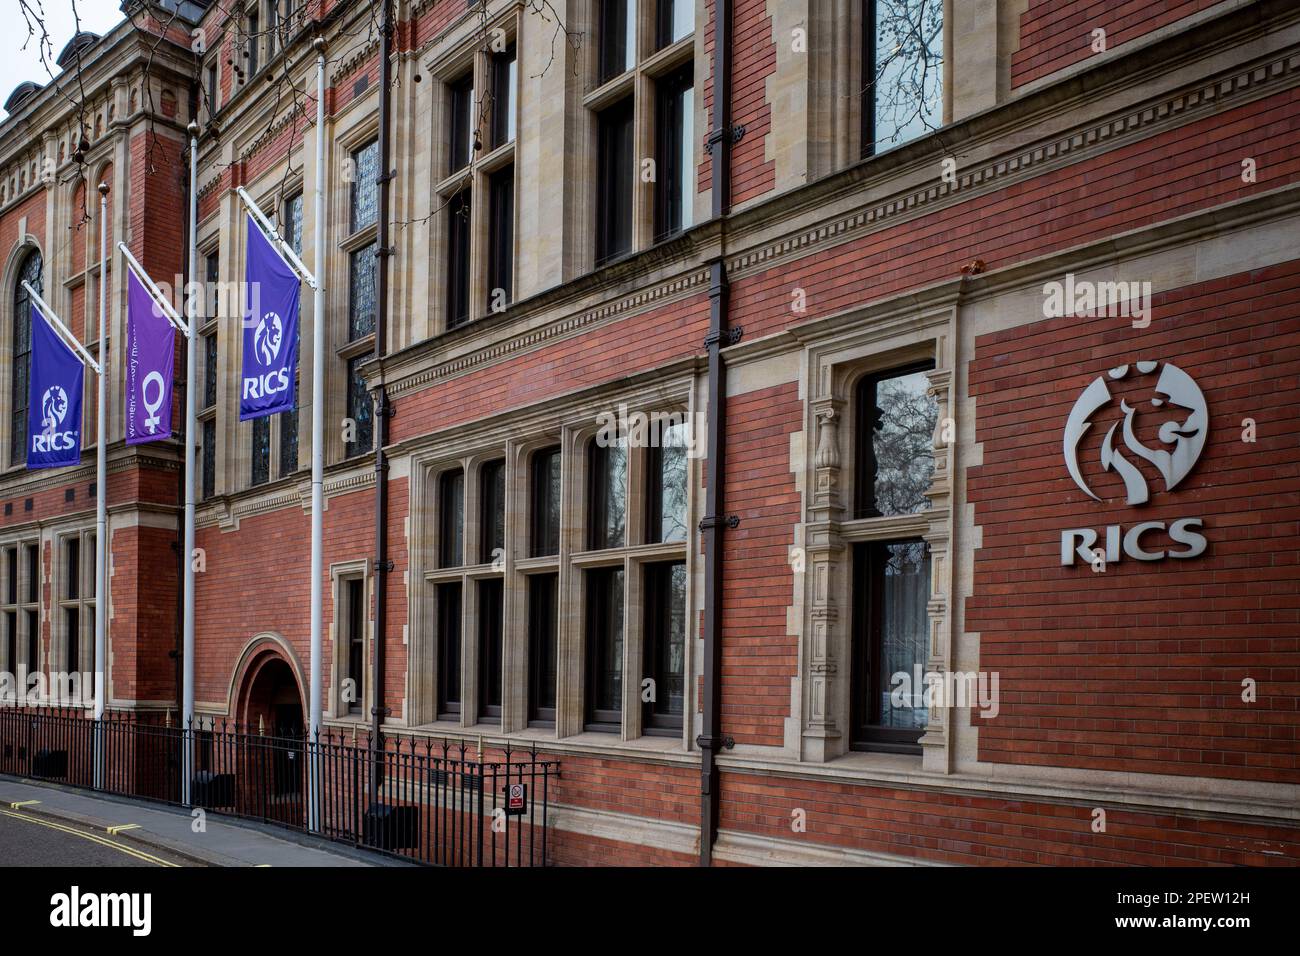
top-left (240, 654), bottom-right (304, 738)
top-left (234, 648), bottom-right (305, 822)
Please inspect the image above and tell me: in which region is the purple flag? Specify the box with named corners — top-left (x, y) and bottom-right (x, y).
top-left (27, 304), bottom-right (84, 469)
top-left (124, 268), bottom-right (176, 445)
top-left (240, 213), bottom-right (299, 421)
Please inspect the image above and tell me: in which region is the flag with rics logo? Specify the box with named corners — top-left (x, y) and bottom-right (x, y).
top-left (240, 213), bottom-right (299, 421)
top-left (27, 306), bottom-right (84, 469)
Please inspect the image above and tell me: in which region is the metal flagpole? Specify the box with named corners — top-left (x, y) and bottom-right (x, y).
top-left (308, 37), bottom-right (327, 833)
top-left (93, 183), bottom-right (108, 790)
top-left (182, 122), bottom-right (200, 806)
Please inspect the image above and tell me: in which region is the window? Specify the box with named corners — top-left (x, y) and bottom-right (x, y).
top-left (585, 566), bottom-right (624, 731)
top-left (348, 242), bottom-right (377, 341)
top-left (204, 248), bottom-right (221, 319)
top-left (861, 0), bottom-right (944, 157)
top-left (438, 43), bottom-right (517, 328)
top-left (436, 582), bottom-right (462, 718)
top-left (595, 99), bottom-right (634, 265)
top-left (344, 576), bottom-right (365, 714)
top-left (654, 66), bottom-right (694, 241)
top-left (345, 355), bottom-right (374, 458)
top-left (266, 0), bottom-right (280, 54)
top-left (854, 363), bottom-right (937, 518)
top-left (490, 45), bottom-right (517, 148)
top-left (655, 0), bottom-right (693, 49)
top-left (0, 543), bottom-right (39, 692)
top-left (530, 446), bottom-right (561, 557)
top-left (203, 332), bottom-right (218, 409)
top-left (479, 459), bottom-right (505, 564)
top-left (206, 61), bottom-right (218, 115)
top-left (57, 532), bottom-right (94, 685)
top-left (527, 573), bottom-right (558, 725)
top-left (851, 540), bottom-right (930, 752)
top-left (279, 193), bottom-right (302, 477)
top-left (446, 188), bottom-right (472, 329)
top-left (647, 420), bottom-right (688, 544)
top-left (588, 436), bottom-right (628, 550)
top-left (599, 0), bottom-right (637, 83)
top-left (643, 561), bottom-right (686, 732)
top-left (438, 469), bottom-right (465, 568)
top-left (487, 167), bottom-right (514, 311)
top-left (201, 419), bottom-right (216, 499)
top-left (11, 249), bottom-right (42, 467)
top-left (251, 416), bottom-right (270, 486)
top-left (349, 140), bottom-right (380, 233)
top-left (478, 578), bottom-right (504, 721)
top-left (448, 73), bottom-right (475, 174)
top-left (246, 9), bottom-right (260, 77)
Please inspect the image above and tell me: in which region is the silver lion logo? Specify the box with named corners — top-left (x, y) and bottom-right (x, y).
top-left (254, 311), bottom-right (284, 367)
top-left (41, 385), bottom-right (69, 432)
top-left (1063, 360), bottom-right (1208, 506)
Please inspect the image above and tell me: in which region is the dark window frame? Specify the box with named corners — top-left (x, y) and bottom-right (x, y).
top-left (344, 576), bottom-right (366, 715)
top-left (595, 98), bottom-right (634, 266)
top-left (653, 64), bottom-right (694, 242)
top-left (584, 565), bottom-right (625, 732)
top-left (530, 446), bottom-right (561, 557)
top-left (486, 165), bottom-right (514, 312)
top-left (853, 360), bottom-right (936, 520)
top-left (446, 187), bottom-right (472, 329)
top-left (479, 458), bottom-right (505, 565)
top-left (438, 469), bottom-right (465, 568)
top-left (11, 249), bottom-right (41, 467)
top-left (436, 582), bottom-right (462, 719)
top-left (642, 560), bottom-right (686, 734)
top-left (477, 578), bottom-right (504, 721)
top-left (849, 539), bottom-right (930, 754)
top-left (527, 572), bottom-right (558, 726)
top-left (587, 437), bottom-right (627, 551)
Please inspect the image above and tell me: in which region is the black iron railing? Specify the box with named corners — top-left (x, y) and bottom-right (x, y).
top-left (0, 707), bottom-right (558, 867)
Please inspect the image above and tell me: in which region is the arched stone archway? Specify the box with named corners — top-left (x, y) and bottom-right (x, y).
top-left (232, 644), bottom-right (305, 819)
top-left (236, 650), bottom-right (304, 738)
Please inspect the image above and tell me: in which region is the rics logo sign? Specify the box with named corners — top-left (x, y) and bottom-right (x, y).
top-left (1060, 360), bottom-right (1208, 567)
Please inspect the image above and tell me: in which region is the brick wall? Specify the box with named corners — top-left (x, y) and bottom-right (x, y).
top-left (966, 260), bottom-right (1300, 784)
top-left (721, 382), bottom-right (801, 746)
top-left (1011, 0), bottom-right (1223, 88)
top-left (732, 86), bottom-right (1300, 343)
top-left (717, 770), bottom-right (1300, 865)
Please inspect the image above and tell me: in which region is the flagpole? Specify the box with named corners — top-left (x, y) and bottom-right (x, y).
top-left (182, 121), bottom-right (199, 806)
top-left (93, 183), bottom-right (108, 789)
top-left (308, 36), bottom-right (327, 833)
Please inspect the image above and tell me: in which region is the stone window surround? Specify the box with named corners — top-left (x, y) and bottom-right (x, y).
top-left (405, 377), bottom-right (698, 753)
top-left (425, 7), bottom-right (521, 333)
top-left (799, 306), bottom-right (956, 774)
top-left (327, 557), bottom-right (372, 722)
top-left (0, 535), bottom-right (42, 695)
top-left (53, 526), bottom-right (96, 686)
top-left (581, 0), bottom-right (697, 265)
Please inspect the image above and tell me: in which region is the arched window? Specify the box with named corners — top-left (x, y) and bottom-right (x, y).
top-left (11, 249), bottom-right (42, 466)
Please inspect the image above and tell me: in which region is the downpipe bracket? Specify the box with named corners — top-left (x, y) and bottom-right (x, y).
top-left (699, 514), bottom-right (740, 532)
top-left (704, 326), bottom-right (742, 349)
top-left (696, 734), bottom-right (736, 752)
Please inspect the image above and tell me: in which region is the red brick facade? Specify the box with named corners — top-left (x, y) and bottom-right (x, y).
top-left (1, 0), bottom-right (1296, 867)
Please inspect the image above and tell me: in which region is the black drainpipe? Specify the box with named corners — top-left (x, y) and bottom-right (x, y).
top-left (370, 0), bottom-right (395, 794)
top-left (698, 0), bottom-right (740, 867)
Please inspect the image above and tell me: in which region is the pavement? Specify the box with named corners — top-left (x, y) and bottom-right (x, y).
top-left (0, 776), bottom-right (409, 867)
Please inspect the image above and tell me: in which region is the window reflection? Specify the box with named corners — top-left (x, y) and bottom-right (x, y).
top-left (857, 366), bottom-right (937, 518)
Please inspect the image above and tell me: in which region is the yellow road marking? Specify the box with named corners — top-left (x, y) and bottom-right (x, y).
top-left (106, 823), bottom-right (141, 835)
top-left (8, 800), bottom-right (40, 809)
top-left (0, 808), bottom-right (179, 867)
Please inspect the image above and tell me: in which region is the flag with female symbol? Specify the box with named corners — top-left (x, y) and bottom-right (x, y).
top-left (124, 267), bottom-right (176, 445)
top-left (27, 306), bottom-right (84, 469)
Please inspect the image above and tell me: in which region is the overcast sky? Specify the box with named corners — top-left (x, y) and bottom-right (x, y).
top-left (2, 0), bottom-right (127, 121)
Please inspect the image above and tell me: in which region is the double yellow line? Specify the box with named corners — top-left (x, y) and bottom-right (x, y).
top-left (0, 807), bottom-right (180, 867)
